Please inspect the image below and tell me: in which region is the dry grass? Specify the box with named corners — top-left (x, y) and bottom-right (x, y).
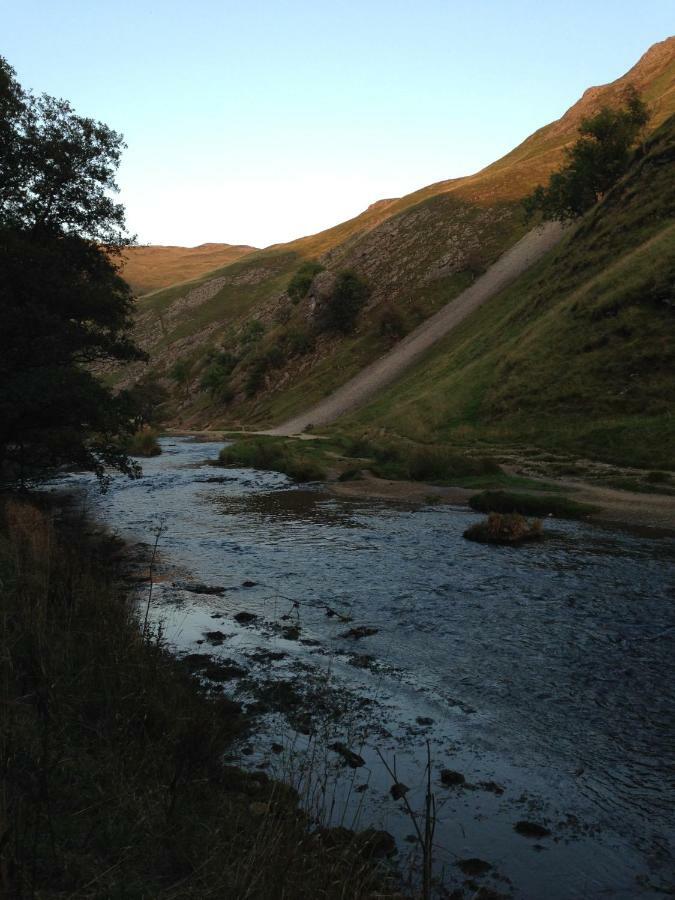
top-left (0, 497), bottom-right (400, 898)
top-left (463, 512), bottom-right (543, 545)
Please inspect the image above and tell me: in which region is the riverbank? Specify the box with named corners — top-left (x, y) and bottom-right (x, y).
top-left (0, 494), bottom-right (400, 898)
top-left (43, 436), bottom-right (675, 899)
top-left (187, 429), bottom-right (675, 533)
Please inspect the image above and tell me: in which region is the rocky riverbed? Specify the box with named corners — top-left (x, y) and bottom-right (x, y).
top-left (55, 437), bottom-right (675, 899)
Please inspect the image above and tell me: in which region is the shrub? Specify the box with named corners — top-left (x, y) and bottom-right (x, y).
top-left (284, 327), bottom-right (315, 357)
top-left (240, 319), bottom-right (265, 346)
top-left (125, 377), bottom-right (169, 429)
top-left (288, 260), bottom-right (325, 303)
top-left (645, 470), bottom-right (671, 484)
top-left (201, 356), bottom-right (237, 403)
top-left (405, 449), bottom-right (499, 482)
top-left (274, 304), bottom-right (292, 325)
top-left (464, 512), bottom-right (543, 545)
top-left (377, 305), bottom-right (407, 340)
top-left (244, 343), bottom-right (286, 397)
top-left (469, 490), bottom-right (596, 519)
top-left (125, 428), bottom-right (161, 457)
top-left (218, 438), bottom-right (326, 482)
top-left (318, 271), bottom-right (371, 334)
top-left (169, 358), bottom-right (191, 392)
top-left (245, 358), bottom-right (267, 397)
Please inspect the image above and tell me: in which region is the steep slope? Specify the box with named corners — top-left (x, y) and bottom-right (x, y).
top-left (121, 243), bottom-right (256, 296)
top-left (125, 38), bottom-right (675, 432)
top-left (341, 114), bottom-right (675, 469)
top-left (270, 222), bottom-right (565, 434)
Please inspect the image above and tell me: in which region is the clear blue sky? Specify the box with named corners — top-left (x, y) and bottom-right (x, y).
top-left (4, 1), bottom-right (673, 247)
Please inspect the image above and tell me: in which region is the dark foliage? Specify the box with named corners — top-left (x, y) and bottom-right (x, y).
top-left (318, 270), bottom-right (371, 334)
top-left (0, 56), bottom-right (144, 484)
top-left (287, 260), bottom-right (324, 303)
top-left (126, 376), bottom-right (169, 428)
top-left (524, 87), bottom-right (649, 221)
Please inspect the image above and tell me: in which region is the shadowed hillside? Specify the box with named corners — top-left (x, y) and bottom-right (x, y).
top-left (122, 38), bottom-right (675, 440)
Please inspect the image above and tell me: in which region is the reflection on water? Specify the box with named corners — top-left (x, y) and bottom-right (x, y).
top-left (57, 437), bottom-right (675, 899)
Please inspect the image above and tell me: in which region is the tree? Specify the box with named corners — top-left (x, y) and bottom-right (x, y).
top-left (524, 87), bottom-right (649, 221)
top-left (287, 260), bottom-right (324, 303)
top-left (318, 270), bottom-right (370, 334)
top-left (0, 56), bottom-right (145, 485)
top-left (127, 376), bottom-right (169, 429)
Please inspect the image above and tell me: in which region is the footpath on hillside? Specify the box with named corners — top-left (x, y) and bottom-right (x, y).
top-left (268, 221), bottom-right (565, 435)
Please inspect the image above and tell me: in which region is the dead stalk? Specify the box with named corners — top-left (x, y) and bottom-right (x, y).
top-left (142, 521), bottom-right (164, 639)
top-left (376, 741), bottom-right (436, 900)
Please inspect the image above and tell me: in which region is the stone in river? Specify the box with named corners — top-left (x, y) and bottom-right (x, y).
top-left (331, 742), bottom-right (365, 768)
top-left (440, 769), bottom-right (466, 787)
top-left (514, 820), bottom-right (551, 838)
top-left (235, 612), bottom-right (258, 624)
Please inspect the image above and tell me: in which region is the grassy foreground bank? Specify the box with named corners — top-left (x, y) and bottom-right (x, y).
top-left (0, 497), bottom-right (397, 898)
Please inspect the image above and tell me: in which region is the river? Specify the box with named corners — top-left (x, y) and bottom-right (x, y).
top-left (57, 436), bottom-right (675, 899)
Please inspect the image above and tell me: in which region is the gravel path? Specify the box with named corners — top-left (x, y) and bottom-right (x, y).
top-left (269, 221), bottom-right (565, 435)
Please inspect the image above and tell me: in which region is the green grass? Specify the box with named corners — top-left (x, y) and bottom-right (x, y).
top-left (218, 436), bottom-right (327, 482)
top-left (125, 428), bottom-right (162, 457)
top-left (468, 490), bottom-right (598, 519)
top-left (343, 116), bottom-right (675, 470)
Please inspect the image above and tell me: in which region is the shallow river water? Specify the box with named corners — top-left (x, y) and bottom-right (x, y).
top-left (60, 437), bottom-right (675, 898)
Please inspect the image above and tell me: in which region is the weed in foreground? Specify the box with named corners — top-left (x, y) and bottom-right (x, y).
top-left (0, 497), bottom-right (397, 898)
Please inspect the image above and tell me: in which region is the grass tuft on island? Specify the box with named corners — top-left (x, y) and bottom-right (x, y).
top-left (464, 511), bottom-right (543, 545)
top-left (469, 489), bottom-right (597, 520)
top-left (0, 497), bottom-right (397, 898)
top-left (219, 435), bottom-right (326, 482)
top-left (125, 427), bottom-right (162, 457)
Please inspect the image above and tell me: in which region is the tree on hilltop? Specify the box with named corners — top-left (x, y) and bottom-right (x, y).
top-left (0, 56), bottom-right (145, 485)
top-left (524, 87), bottom-right (649, 221)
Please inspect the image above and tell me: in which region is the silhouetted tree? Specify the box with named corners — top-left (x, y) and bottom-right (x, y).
top-left (0, 56), bottom-right (145, 485)
top-left (524, 87), bottom-right (649, 221)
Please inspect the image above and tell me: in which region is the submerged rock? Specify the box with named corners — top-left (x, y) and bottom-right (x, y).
top-left (456, 858), bottom-right (492, 876)
top-left (348, 653), bottom-right (376, 669)
top-left (234, 611), bottom-right (258, 624)
top-left (201, 660), bottom-right (247, 682)
top-left (440, 769), bottom-right (466, 787)
top-left (331, 742), bottom-right (365, 768)
top-left (514, 820), bottom-right (551, 838)
top-left (175, 581), bottom-right (226, 595)
top-left (203, 630), bottom-right (229, 646)
top-left (358, 828), bottom-right (397, 859)
top-left (478, 780), bottom-right (505, 795)
top-left (340, 626), bottom-right (378, 640)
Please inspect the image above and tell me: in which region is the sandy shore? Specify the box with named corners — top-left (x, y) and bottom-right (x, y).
top-left (329, 471), bottom-right (675, 534)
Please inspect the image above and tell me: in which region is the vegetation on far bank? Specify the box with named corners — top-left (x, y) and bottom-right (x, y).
top-left (215, 432), bottom-right (598, 514)
top-left (0, 498), bottom-right (397, 898)
top-left (219, 436), bottom-right (327, 482)
top-left (468, 490), bottom-right (597, 520)
top-left (124, 427), bottom-right (162, 457)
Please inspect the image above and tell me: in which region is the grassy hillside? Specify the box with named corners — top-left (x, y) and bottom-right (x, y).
top-left (121, 242), bottom-right (257, 296)
top-left (123, 38), bottom-right (675, 435)
top-left (341, 115), bottom-right (675, 469)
